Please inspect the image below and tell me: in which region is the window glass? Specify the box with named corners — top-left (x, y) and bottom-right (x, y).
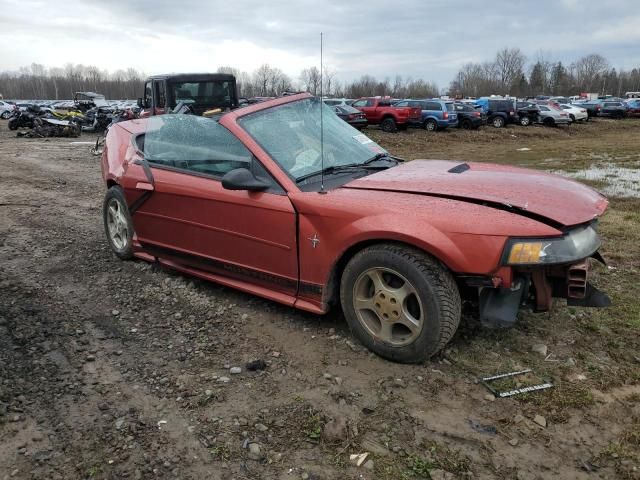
top-left (393, 101), bottom-right (408, 107)
top-left (168, 81), bottom-right (232, 109)
top-left (539, 106), bottom-right (549, 111)
top-left (352, 99), bottom-right (368, 107)
top-left (425, 102), bottom-right (441, 110)
top-left (445, 103), bottom-right (455, 112)
top-left (143, 115), bottom-right (253, 177)
top-left (144, 82), bottom-right (153, 108)
top-left (239, 97), bottom-right (386, 182)
top-left (155, 81), bottom-right (166, 108)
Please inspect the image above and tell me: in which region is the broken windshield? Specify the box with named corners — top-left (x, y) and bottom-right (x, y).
top-left (238, 97), bottom-right (386, 181)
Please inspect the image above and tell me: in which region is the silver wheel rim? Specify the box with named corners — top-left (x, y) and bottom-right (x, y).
top-left (352, 267), bottom-right (424, 347)
top-left (106, 198), bottom-right (129, 251)
top-left (494, 118), bottom-right (502, 127)
top-left (426, 122), bottom-right (435, 131)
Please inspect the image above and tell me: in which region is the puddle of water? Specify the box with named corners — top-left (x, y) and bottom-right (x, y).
top-left (555, 162), bottom-right (640, 198)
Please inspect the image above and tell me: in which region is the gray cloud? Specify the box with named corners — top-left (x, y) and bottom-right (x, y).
top-left (1, 0), bottom-right (639, 87)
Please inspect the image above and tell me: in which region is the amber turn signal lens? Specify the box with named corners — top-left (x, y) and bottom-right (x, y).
top-left (508, 242), bottom-right (543, 264)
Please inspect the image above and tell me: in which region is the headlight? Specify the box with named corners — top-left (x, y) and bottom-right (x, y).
top-left (503, 224), bottom-right (601, 265)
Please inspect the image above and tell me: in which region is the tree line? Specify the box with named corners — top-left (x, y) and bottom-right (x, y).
top-left (449, 48), bottom-right (640, 98)
top-left (1, 48), bottom-right (639, 101)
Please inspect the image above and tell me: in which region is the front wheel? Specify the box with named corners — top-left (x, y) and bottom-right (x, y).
top-left (519, 116), bottom-right (530, 126)
top-left (569, 114), bottom-right (576, 122)
top-left (8, 118), bottom-right (18, 130)
top-left (380, 117), bottom-right (397, 133)
top-left (340, 244), bottom-right (461, 363)
top-left (492, 116), bottom-right (505, 128)
top-left (1, 111), bottom-right (11, 119)
top-left (103, 186), bottom-right (135, 260)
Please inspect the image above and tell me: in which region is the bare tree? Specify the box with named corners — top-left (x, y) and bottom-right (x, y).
top-left (574, 53), bottom-right (610, 91)
top-left (495, 48), bottom-right (526, 90)
top-left (300, 66), bottom-right (321, 95)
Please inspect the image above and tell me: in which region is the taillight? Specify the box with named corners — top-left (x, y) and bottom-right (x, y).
top-left (474, 111), bottom-right (480, 117)
top-left (443, 111), bottom-right (449, 119)
top-left (509, 110), bottom-right (515, 115)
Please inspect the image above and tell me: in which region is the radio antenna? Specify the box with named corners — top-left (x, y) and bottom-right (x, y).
top-left (319, 32), bottom-right (327, 194)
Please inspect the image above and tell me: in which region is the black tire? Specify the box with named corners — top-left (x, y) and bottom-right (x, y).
top-left (569, 114), bottom-right (576, 122)
top-left (8, 118), bottom-right (18, 130)
top-left (519, 115), bottom-right (530, 126)
top-left (103, 185), bottom-right (135, 260)
top-left (424, 119), bottom-right (438, 132)
top-left (1, 111), bottom-right (11, 119)
top-left (340, 244), bottom-right (461, 363)
top-left (543, 117), bottom-right (555, 127)
top-left (491, 116), bottom-right (505, 128)
top-left (460, 119), bottom-right (473, 130)
top-left (380, 117), bottom-right (397, 133)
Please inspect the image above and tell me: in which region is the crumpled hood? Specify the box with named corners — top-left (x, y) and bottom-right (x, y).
top-left (343, 160), bottom-right (608, 227)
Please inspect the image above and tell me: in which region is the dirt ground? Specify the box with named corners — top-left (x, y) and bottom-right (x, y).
top-left (1, 118), bottom-right (639, 480)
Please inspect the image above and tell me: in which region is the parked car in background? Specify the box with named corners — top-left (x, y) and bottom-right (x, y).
top-left (599, 101), bottom-right (627, 118)
top-left (515, 101), bottom-right (540, 126)
top-left (393, 99), bottom-right (458, 131)
top-left (572, 100), bottom-right (602, 118)
top-left (625, 99), bottom-right (640, 117)
top-left (453, 102), bottom-right (485, 129)
top-left (332, 105), bottom-right (368, 129)
top-left (549, 96), bottom-right (570, 105)
top-left (0, 100), bottom-right (17, 119)
top-left (537, 104), bottom-right (571, 126)
top-left (475, 98), bottom-right (517, 128)
top-left (558, 104), bottom-right (588, 122)
top-left (323, 98), bottom-right (353, 107)
top-left (351, 97), bottom-right (422, 132)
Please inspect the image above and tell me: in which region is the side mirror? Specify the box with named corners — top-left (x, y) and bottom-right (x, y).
top-left (137, 97), bottom-right (144, 109)
top-left (221, 168), bottom-right (270, 192)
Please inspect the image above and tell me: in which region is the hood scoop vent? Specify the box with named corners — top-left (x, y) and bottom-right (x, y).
top-left (448, 163), bottom-right (470, 174)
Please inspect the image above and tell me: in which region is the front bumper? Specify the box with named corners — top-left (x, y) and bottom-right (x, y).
top-left (477, 257), bottom-right (610, 328)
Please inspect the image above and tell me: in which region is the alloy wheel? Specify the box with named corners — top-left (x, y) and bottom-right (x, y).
top-left (352, 267), bottom-right (424, 347)
top-left (106, 198), bottom-right (129, 251)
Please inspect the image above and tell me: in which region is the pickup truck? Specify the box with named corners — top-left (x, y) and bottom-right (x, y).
top-left (351, 97), bottom-right (421, 132)
top-left (138, 73), bottom-right (239, 117)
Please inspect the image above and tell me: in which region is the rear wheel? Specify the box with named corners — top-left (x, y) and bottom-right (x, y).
top-left (340, 244), bottom-right (461, 363)
top-left (569, 114), bottom-right (576, 122)
top-left (1, 111), bottom-right (11, 119)
top-left (543, 117), bottom-right (555, 127)
top-left (380, 117), bottom-right (397, 133)
top-left (103, 186), bottom-right (134, 260)
top-left (460, 119), bottom-right (473, 130)
top-left (492, 116), bottom-right (505, 128)
top-left (519, 115), bottom-right (530, 126)
top-left (424, 119), bottom-right (438, 131)
top-left (8, 118), bottom-right (18, 130)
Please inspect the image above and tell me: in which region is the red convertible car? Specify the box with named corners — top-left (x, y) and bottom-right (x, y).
top-left (101, 93), bottom-right (610, 363)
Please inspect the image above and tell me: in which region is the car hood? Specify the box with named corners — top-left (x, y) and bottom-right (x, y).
top-left (342, 160), bottom-right (608, 227)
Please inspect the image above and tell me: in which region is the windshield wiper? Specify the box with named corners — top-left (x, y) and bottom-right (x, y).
top-left (296, 153), bottom-right (401, 183)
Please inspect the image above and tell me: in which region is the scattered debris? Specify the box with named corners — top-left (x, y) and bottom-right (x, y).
top-left (349, 452), bottom-right (369, 467)
top-left (531, 344), bottom-right (548, 356)
top-left (246, 359), bottom-right (267, 371)
top-left (468, 419), bottom-right (498, 435)
top-left (480, 369), bottom-right (554, 398)
top-left (533, 414), bottom-right (547, 427)
top-left (516, 147), bottom-right (531, 151)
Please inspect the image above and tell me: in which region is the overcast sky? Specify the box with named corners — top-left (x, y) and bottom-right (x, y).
top-left (1, 0), bottom-right (639, 87)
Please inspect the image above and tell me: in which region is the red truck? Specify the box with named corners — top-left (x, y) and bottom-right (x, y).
top-left (351, 97), bottom-right (421, 132)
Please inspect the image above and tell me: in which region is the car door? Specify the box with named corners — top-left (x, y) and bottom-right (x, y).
top-left (128, 115), bottom-right (299, 296)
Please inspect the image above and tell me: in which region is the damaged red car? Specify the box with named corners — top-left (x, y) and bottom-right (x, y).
top-left (101, 93), bottom-right (610, 363)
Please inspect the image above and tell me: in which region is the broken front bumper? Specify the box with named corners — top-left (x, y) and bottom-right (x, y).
top-left (477, 255), bottom-right (610, 328)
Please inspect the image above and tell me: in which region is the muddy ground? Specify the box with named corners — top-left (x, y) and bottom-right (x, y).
top-left (1, 119), bottom-right (639, 480)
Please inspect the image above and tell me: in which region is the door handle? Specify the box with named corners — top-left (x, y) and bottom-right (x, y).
top-left (135, 182), bottom-right (154, 191)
